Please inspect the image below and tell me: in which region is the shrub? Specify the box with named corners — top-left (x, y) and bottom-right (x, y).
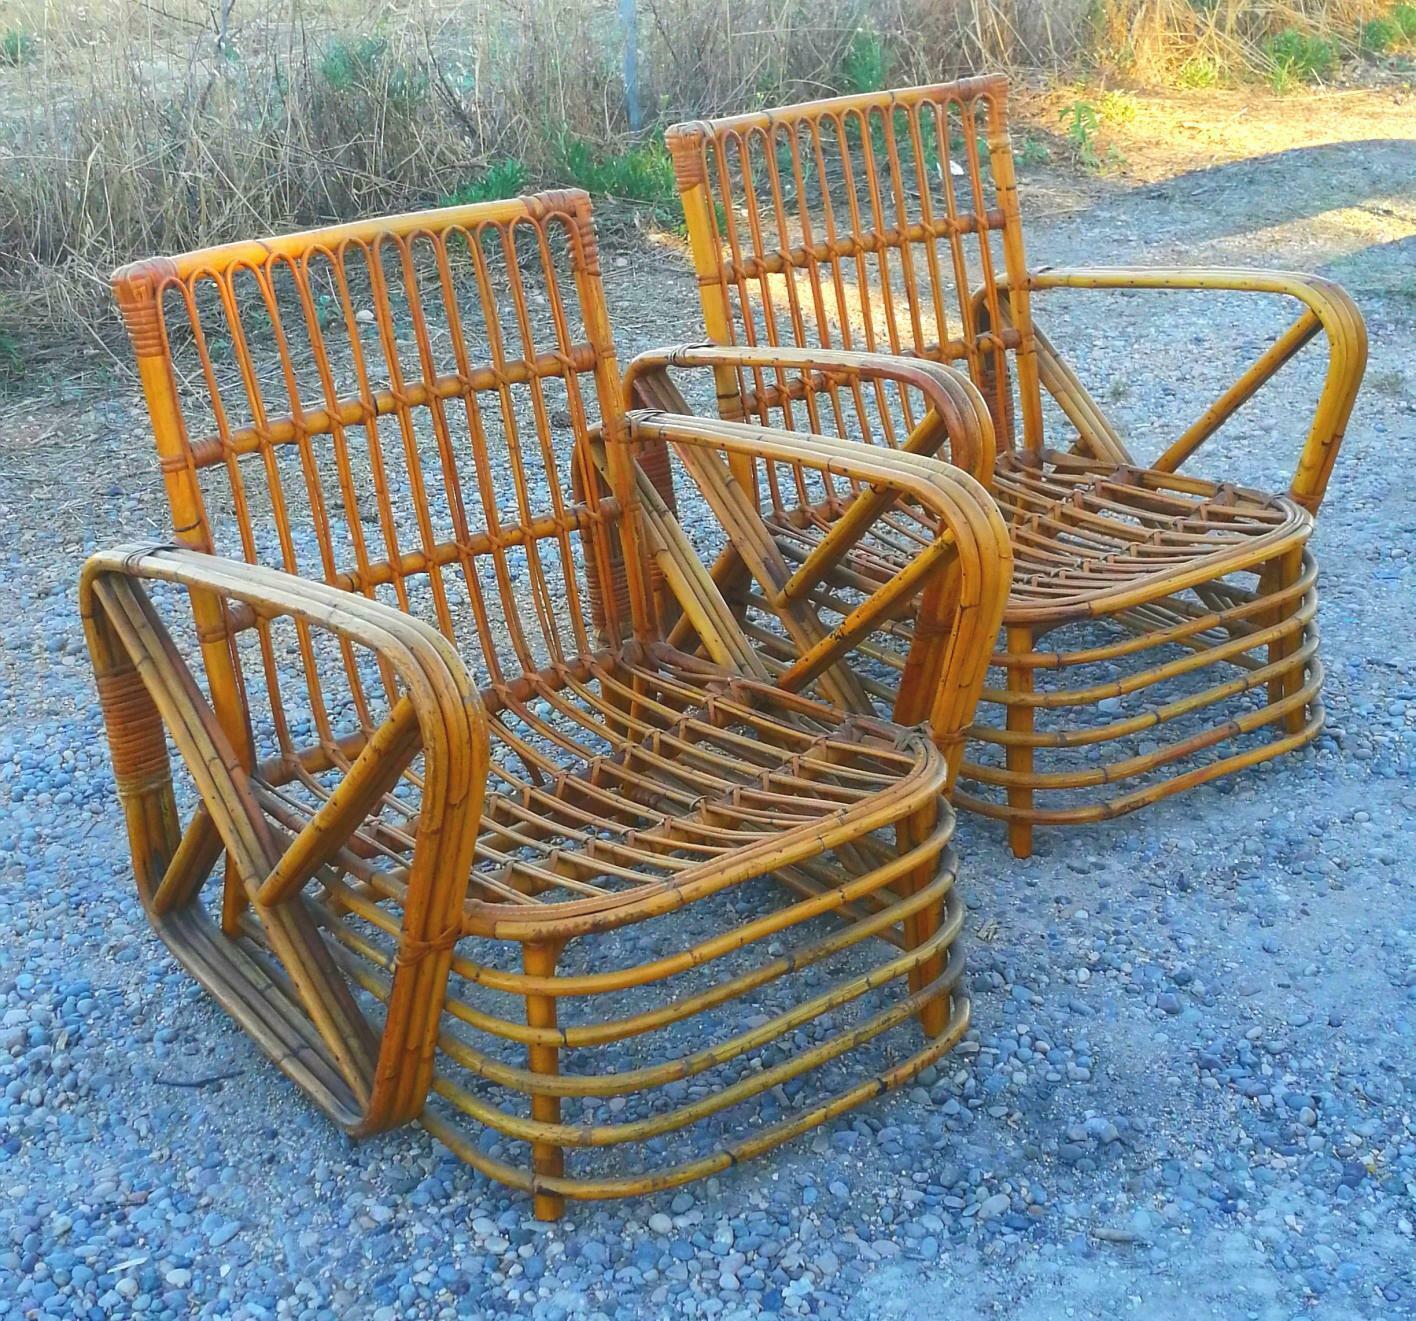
top-left (441, 159), bottom-right (530, 207)
top-left (554, 132), bottom-right (678, 220)
top-left (1264, 28), bottom-right (1338, 89)
top-left (1360, 17), bottom-right (1398, 52)
top-left (841, 30), bottom-right (890, 95)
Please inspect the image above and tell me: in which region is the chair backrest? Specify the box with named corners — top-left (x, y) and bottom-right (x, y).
top-left (667, 75), bottom-right (1043, 456)
top-left (112, 191), bottom-right (646, 702)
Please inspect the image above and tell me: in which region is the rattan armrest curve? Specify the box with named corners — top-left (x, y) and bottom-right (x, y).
top-left (624, 409), bottom-right (1013, 746)
top-left (625, 343), bottom-right (997, 488)
top-left (81, 543), bottom-right (489, 767)
top-left (1022, 265), bottom-right (1367, 514)
top-left (80, 543), bottom-right (490, 1132)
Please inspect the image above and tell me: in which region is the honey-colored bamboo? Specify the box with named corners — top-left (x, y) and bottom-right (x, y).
top-left (85, 190), bottom-right (1011, 1215)
top-left (663, 75), bottom-right (1367, 856)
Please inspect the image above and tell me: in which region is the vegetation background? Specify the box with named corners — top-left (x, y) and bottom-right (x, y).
top-left (0, 0), bottom-right (1412, 367)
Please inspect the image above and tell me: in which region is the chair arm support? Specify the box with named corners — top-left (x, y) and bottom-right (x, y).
top-left (624, 410), bottom-right (1012, 770)
top-left (625, 343), bottom-right (997, 489)
top-left (79, 543), bottom-right (488, 1132)
top-left (1023, 266), bottom-right (1367, 514)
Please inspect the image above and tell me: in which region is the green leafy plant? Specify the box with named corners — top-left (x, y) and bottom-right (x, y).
top-left (1393, 3), bottom-right (1416, 41)
top-left (318, 36), bottom-right (387, 90)
top-left (1015, 135), bottom-right (1051, 167)
top-left (0, 27), bottom-right (35, 66)
top-left (840, 29), bottom-right (889, 95)
top-left (1264, 28), bottom-right (1337, 90)
top-left (0, 328), bottom-right (23, 385)
top-left (1175, 54), bottom-right (1221, 89)
top-left (552, 131), bottom-right (680, 225)
top-left (1360, 17), bottom-right (1398, 52)
top-left (316, 35), bottom-right (427, 107)
top-left (1059, 100), bottom-right (1103, 170)
top-left (441, 158), bottom-right (530, 207)
top-left (1097, 89), bottom-right (1138, 126)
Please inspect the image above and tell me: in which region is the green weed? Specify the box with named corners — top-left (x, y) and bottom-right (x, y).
top-left (0, 27), bottom-right (34, 66)
top-left (1175, 54), bottom-right (1222, 88)
top-left (1059, 100), bottom-right (1103, 170)
top-left (317, 36), bottom-right (427, 108)
top-left (1360, 17), bottom-right (1398, 52)
top-left (1264, 28), bottom-right (1337, 89)
top-left (841, 29), bottom-right (889, 95)
top-left (553, 132), bottom-right (680, 225)
top-left (0, 328), bottom-right (23, 384)
top-left (1097, 89), bottom-right (1138, 126)
top-left (1394, 3), bottom-right (1416, 41)
top-left (1015, 135), bottom-right (1051, 167)
top-left (441, 159), bottom-right (529, 207)
top-left (318, 36), bottom-right (387, 90)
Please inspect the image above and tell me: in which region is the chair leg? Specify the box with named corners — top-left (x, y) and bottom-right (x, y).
top-left (895, 799), bottom-right (946, 1039)
top-left (1259, 546), bottom-right (1307, 736)
top-left (524, 940), bottom-right (566, 1222)
top-left (1004, 625), bottom-right (1035, 860)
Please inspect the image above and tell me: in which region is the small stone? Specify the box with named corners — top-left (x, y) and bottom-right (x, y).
top-left (978, 1193), bottom-right (1011, 1219)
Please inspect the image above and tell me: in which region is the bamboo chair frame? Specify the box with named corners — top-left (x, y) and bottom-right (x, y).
top-left (663, 74), bottom-right (1367, 856)
top-left (86, 190), bottom-right (1010, 1216)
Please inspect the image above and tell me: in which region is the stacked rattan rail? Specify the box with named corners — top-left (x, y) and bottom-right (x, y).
top-left (84, 191), bottom-right (1011, 1215)
top-left (662, 74), bottom-right (1366, 857)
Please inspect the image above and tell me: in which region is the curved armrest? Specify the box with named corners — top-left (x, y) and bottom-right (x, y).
top-left (625, 342), bottom-right (997, 489)
top-left (624, 410), bottom-right (1012, 772)
top-left (80, 543), bottom-right (487, 1133)
top-left (1024, 266), bottom-right (1367, 515)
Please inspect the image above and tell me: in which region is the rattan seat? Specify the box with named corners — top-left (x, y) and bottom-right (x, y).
top-left (255, 642), bottom-right (939, 933)
top-left (811, 449), bottom-right (1309, 622)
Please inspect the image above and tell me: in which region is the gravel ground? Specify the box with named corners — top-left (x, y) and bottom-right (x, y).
top-left (1, 87), bottom-right (1414, 1320)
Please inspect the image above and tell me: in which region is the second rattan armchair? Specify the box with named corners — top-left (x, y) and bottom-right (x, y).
top-left (663, 74), bottom-right (1366, 857)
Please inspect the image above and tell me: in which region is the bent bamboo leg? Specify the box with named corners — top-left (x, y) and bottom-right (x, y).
top-left (1260, 546), bottom-right (1307, 736)
top-left (1005, 625), bottom-right (1035, 859)
top-left (87, 605), bottom-right (181, 903)
top-left (895, 798), bottom-right (947, 1039)
top-left (525, 940), bottom-right (567, 1221)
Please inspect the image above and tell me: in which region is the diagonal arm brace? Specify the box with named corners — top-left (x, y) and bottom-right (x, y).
top-left (624, 410), bottom-right (1012, 773)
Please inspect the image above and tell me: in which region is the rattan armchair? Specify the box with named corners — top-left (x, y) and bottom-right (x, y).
top-left (85, 191), bottom-right (1011, 1217)
top-left (664, 74), bottom-right (1366, 857)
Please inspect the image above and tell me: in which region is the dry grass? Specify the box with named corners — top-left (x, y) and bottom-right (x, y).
top-left (0, 0), bottom-right (1401, 364)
